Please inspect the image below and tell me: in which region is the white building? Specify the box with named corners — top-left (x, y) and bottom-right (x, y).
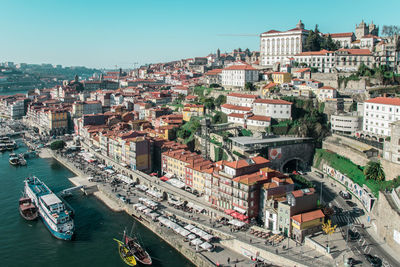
top-left (252, 99), bottom-right (292, 120)
top-left (326, 32), bottom-right (355, 48)
top-left (227, 112), bottom-right (271, 130)
top-left (221, 62), bottom-right (259, 89)
top-left (260, 20), bottom-right (309, 67)
top-left (331, 113), bottom-right (361, 134)
top-left (363, 97), bottom-right (400, 140)
top-left (335, 48), bottom-right (374, 72)
top-left (221, 104), bottom-right (252, 115)
top-left (226, 93), bottom-right (258, 107)
top-left (293, 50), bottom-right (336, 73)
top-left (316, 86), bottom-right (337, 101)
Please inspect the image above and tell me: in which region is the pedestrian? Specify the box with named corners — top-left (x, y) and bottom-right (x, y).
top-left (227, 257), bottom-right (230, 264)
top-left (250, 238), bottom-right (252, 244)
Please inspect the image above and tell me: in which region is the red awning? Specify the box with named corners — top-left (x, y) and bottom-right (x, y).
top-left (237, 214), bottom-right (249, 221)
top-left (231, 212), bottom-right (241, 219)
top-left (224, 209), bottom-right (235, 215)
top-left (150, 173), bottom-right (158, 176)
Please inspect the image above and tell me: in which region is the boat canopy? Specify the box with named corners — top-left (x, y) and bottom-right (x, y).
top-left (41, 193), bottom-right (62, 206)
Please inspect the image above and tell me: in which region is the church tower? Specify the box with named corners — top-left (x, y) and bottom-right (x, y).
top-left (369, 21), bottom-right (379, 36)
top-left (217, 48), bottom-right (220, 59)
top-left (355, 20), bottom-right (368, 39)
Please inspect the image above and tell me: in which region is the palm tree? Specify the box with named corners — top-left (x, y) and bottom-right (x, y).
top-left (364, 161), bottom-right (385, 181)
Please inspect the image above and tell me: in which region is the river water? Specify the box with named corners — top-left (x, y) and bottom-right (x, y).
top-left (0, 142), bottom-right (193, 267)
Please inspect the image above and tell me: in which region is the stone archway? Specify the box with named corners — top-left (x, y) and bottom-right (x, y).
top-left (281, 157), bottom-right (306, 173)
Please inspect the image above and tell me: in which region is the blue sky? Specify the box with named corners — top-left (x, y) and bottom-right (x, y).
top-left (1, 0), bottom-right (399, 68)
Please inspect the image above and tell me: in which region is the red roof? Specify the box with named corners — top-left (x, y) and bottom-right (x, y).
top-left (365, 97), bottom-right (400, 106)
top-left (227, 93), bottom-right (258, 99)
top-left (294, 68), bottom-right (310, 73)
top-left (247, 115), bottom-right (271, 122)
top-left (223, 64), bottom-right (256, 71)
top-left (326, 32), bottom-right (354, 38)
top-left (338, 48), bottom-right (371, 55)
top-left (296, 49), bottom-right (333, 56)
top-left (262, 30), bottom-right (281, 34)
top-left (254, 99), bottom-right (292, 105)
top-left (221, 104), bottom-right (252, 111)
top-left (224, 156), bottom-right (269, 169)
top-left (320, 86), bottom-right (336, 90)
top-left (291, 209), bottom-right (325, 223)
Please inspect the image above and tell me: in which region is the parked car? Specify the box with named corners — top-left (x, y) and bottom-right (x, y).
top-left (339, 191), bottom-right (351, 199)
top-left (353, 207), bottom-right (364, 215)
top-left (346, 200), bottom-right (357, 207)
top-left (364, 254), bottom-right (382, 267)
top-left (347, 229), bottom-right (359, 241)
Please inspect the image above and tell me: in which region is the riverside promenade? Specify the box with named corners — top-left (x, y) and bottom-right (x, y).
top-left (46, 147), bottom-right (335, 267)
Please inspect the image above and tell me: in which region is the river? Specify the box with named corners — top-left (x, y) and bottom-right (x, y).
top-left (0, 141), bottom-right (193, 267)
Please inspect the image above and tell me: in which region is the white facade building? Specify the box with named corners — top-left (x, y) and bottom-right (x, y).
top-left (221, 62), bottom-right (259, 89)
top-left (331, 113), bottom-right (361, 134)
top-left (221, 104), bottom-right (252, 115)
top-left (252, 99), bottom-right (292, 120)
top-left (260, 20), bottom-right (309, 67)
top-left (227, 112), bottom-right (271, 130)
top-left (363, 97), bottom-right (400, 140)
top-left (293, 50), bottom-right (336, 73)
top-left (226, 93), bottom-right (258, 107)
top-left (316, 86), bottom-right (337, 101)
top-left (326, 32), bottom-right (355, 48)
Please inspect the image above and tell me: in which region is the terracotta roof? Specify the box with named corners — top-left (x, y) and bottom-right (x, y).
top-left (326, 32), bottom-right (354, 38)
top-left (320, 86), bottom-right (336, 90)
top-left (228, 113), bottom-right (245, 119)
top-left (291, 209), bottom-right (325, 223)
top-left (262, 30), bottom-right (281, 34)
top-left (295, 49), bottom-right (333, 56)
top-left (227, 93), bottom-right (258, 99)
top-left (223, 64), bottom-right (256, 71)
top-left (247, 115), bottom-right (271, 122)
top-left (291, 188), bottom-right (316, 198)
top-left (365, 97), bottom-right (400, 106)
top-left (338, 48), bottom-right (371, 55)
top-left (221, 104), bottom-right (252, 111)
top-left (233, 172), bottom-right (268, 185)
top-left (294, 68), bottom-right (310, 73)
top-left (362, 34), bottom-right (379, 39)
top-left (224, 156), bottom-right (269, 170)
top-left (263, 82), bottom-right (277, 89)
top-left (254, 99), bottom-right (292, 105)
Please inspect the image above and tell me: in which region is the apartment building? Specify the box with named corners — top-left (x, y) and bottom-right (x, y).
top-left (252, 99), bottom-right (292, 120)
top-left (226, 93), bottom-right (258, 108)
top-left (221, 62), bottom-right (259, 90)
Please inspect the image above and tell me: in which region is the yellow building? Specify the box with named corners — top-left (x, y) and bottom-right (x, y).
top-left (48, 109), bottom-right (69, 135)
top-left (261, 82), bottom-right (278, 97)
top-left (182, 104), bottom-right (204, 122)
top-left (272, 72), bottom-right (291, 84)
top-left (187, 160), bottom-right (213, 194)
top-left (291, 209), bottom-right (325, 242)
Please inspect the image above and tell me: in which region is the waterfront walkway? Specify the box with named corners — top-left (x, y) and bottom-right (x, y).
top-left (48, 147), bottom-right (336, 267)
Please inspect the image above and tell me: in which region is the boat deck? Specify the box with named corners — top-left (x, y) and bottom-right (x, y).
top-left (28, 181), bottom-right (50, 197)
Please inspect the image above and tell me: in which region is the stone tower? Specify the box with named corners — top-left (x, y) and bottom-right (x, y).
top-left (369, 21), bottom-right (379, 36)
top-left (296, 20), bottom-right (305, 29)
top-left (356, 20), bottom-right (368, 39)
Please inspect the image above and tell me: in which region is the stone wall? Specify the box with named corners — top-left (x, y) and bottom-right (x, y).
top-left (381, 159), bottom-right (400, 181)
top-left (371, 193), bottom-right (400, 255)
top-left (322, 139), bottom-right (369, 166)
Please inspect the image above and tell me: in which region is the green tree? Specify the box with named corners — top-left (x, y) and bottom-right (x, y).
top-left (245, 82), bottom-right (256, 91)
top-left (212, 111), bottom-right (227, 124)
top-left (215, 95), bottom-right (227, 108)
top-left (364, 161), bottom-right (385, 181)
top-left (50, 140), bottom-right (66, 150)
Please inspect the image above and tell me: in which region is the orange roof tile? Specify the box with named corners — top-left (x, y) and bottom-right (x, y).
top-left (365, 97), bottom-right (400, 106)
top-left (254, 99), bottom-right (292, 105)
top-left (221, 104), bottom-right (252, 111)
top-left (291, 209), bottom-right (325, 223)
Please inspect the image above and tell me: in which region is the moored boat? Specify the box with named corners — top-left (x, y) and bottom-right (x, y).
top-left (24, 176), bottom-right (75, 240)
top-left (123, 231), bottom-right (152, 265)
top-left (18, 153), bottom-right (27, 166)
top-left (9, 153), bottom-right (19, 166)
top-left (114, 239), bottom-right (137, 266)
top-left (19, 197), bottom-right (38, 220)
